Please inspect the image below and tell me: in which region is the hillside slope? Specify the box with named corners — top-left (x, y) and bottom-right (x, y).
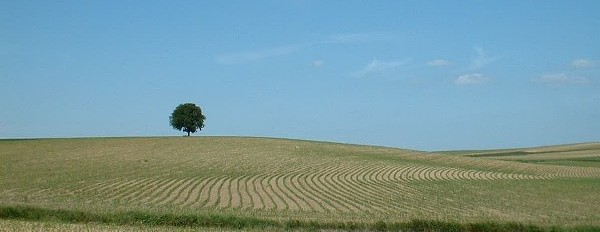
top-left (1, 137), bottom-right (599, 226)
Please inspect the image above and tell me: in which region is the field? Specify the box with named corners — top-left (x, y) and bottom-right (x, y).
top-left (1, 137), bottom-right (599, 231)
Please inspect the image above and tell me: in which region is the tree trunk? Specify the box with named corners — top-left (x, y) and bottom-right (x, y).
top-left (187, 131), bottom-right (190, 136)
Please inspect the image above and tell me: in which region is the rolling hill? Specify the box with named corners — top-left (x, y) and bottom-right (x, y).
top-left (1, 137), bottom-right (599, 230)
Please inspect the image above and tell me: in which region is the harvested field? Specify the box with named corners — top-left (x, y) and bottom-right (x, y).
top-left (1, 137), bottom-right (599, 228)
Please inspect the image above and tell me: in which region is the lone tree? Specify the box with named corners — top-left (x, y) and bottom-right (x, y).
top-left (170, 103), bottom-right (206, 136)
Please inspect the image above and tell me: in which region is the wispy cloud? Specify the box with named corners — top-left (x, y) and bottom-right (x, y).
top-left (470, 47), bottom-right (495, 69)
top-left (571, 58), bottom-right (597, 68)
top-left (427, 59), bottom-right (452, 67)
top-left (216, 32), bottom-right (392, 65)
top-left (455, 73), bottom-right (489, 86)
top-left (356, 58), bottom-right (407, 77)
top-left (215, 45), bottom-right (300, 64)
top-left (312, 60), bottom-right (324, 68)
top-left (535, 73), bottom-right (589, 85)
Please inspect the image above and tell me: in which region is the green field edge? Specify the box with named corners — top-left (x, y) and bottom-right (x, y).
top-left (1, 205), bottom-right (599, 232)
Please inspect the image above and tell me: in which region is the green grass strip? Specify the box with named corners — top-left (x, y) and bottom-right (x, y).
top-left (1, 205), bottom-right (599, 231)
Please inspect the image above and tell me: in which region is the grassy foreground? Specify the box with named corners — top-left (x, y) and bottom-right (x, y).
top-left (2, 205), bottom-right (599, 231)
top-left (1, 137), bottom-right (599, 231)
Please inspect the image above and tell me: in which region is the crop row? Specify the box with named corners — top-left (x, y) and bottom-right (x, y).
top-left (78, 164), bottom-right (547, 213)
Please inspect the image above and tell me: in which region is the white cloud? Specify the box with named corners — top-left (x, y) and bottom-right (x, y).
top-left (535, 73), bottom-right (589, 84)
top-left (571, 59), bottom-right (596, 68)
top-left (215, 45), bottom-right (299, 64)
top-left (356, 59), bottom-right (407, 77)
top-left (470, 47), bottom-right (495, 69)
top-left (455, 73), bottom-right (489, 85)
top-left (427, 59), bottom-right (452, 67)
top-left (312, 60), bottom-right (324, 67)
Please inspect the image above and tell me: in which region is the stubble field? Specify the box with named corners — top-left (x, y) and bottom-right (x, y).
top-left (1, 137), bottom-right (599, 231)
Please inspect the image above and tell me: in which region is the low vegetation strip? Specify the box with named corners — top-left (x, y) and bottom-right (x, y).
top-left (2, 205), bottom-right (598, 232)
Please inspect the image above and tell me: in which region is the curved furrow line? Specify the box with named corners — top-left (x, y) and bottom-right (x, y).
top-left (363, 166), bottom-right (431, 201)
top-left (433, 168), bottom-right (447, 181)
top-left (418, 166), bottom-right (437, 181)
top-left (456, 168), bottom-right (469, 180)
top-left (348, 162), bottom-right (376, 183)
top-left (281, 172), bottom-right (320, 212)
top-left (228, 177), bottom-right (242, 209)
top-left (360, 166), bottom-right (429, 213)
top-left (359, 163), bottom-right (386, 183)
top-left (360, 174), bottom-right (432, 213)
top-left (183, 177), bottom-right (212, 207)
top-left (559, 167), bottom-right (600, 178)
top-left (148, 178), bottom-right (185, 205)
top-left (479, 170), bottom-right (493, 180)
top-left (381, 165), bottom-right (403, 182)
top-left (287, 172), bottom-right (330, 212)
top-left (126, 178), bottom-right (170, 204)
top-left (469, 170), bottom-right (485, 180)
top-left (438, 168), bottom-right (453, 181)
top-left (482, 170), bottom-right (497, 180)
top-left (325, 164), bottom-right (386, 212)
top-left (272, 172), bottom-right (301, 211)
top-left (93, 179), bottom-right (142, 199)
top-left (490, 172), bottom-right (503, 180)
top-left (447, 168), bottom-right (466, 181)
top-left (261, 174), bottom-right (290, 210)
top-left (245, 175), bottom-right (265, 210)
top-left (107, 178), bottom-right (153, 201)
top-left (466, 170), bottom-right (479, 180)
top-left (173, 178), bottom-right (204, 206)
top-left (332, 165), bottom-right (392, 213)
top-left (310, 165), bottom-right (355, 212)
top-left (376, 164), bottom-right (395, 182)
top-left (319, 165), bottom-right (370, 213)
top-left (237, 176), bottom-right (253, 209)
top-left (464, 169), bottom-right (489, 181)
top-left (159, 178), bottom-right (196, 206)
top-left (88, 179), bottom-right (132, 198)
top-left (383, 165), bottom-right (407, 181)
top-left (253, 175), bottom-right (276, 210)
top-left (408, 166), bottom-right (427, 181)
top-left (140, 178), bottom-right (181, 205)
top-left (79, 179), bottom-right (113, 193)
top-left (205, 177), bottom-right (226, 208)
top-left (371, 164), bottom-right (388, 182)
top-left (402, 166), bottom-right (421, 181)
top-left (379, 164), bottom-right (399, 182)
top-left (190, 177), bottom-right (218, 208)
top-left (315, 166), bottom-right (366, 212)
top-left (434, 168), bottom-right (451, 181)
top-left (411, 165), bottom-right (429, 181)
top-left (298, 168), bottom-right (343, 212)
top-left (217, 178), bottom-right (232, 208)
top-left (503, 172), bottom-right (525, 180)
top-left (455, 169), bottom-right (470, 180)
top-left (425, 167), bottom-right (444, 181)
top-left (408, 166), bottom-right (426, 181)
top-left (261, 174), bottom-right (288, 210)
top-left (386, 165), bottom-right (412, 182)
top-left (340, 167), bottom-right (402, 213)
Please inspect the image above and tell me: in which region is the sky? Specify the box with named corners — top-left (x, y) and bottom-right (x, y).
top-left (1, 1), bottom-right (599, 150)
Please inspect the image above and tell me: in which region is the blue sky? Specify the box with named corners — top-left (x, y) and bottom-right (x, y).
top-left (1, 1), bottom-right (599, 150)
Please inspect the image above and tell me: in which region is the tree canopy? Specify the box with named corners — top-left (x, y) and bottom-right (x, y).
top-left (169, 103), bottom-right (206, 136)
